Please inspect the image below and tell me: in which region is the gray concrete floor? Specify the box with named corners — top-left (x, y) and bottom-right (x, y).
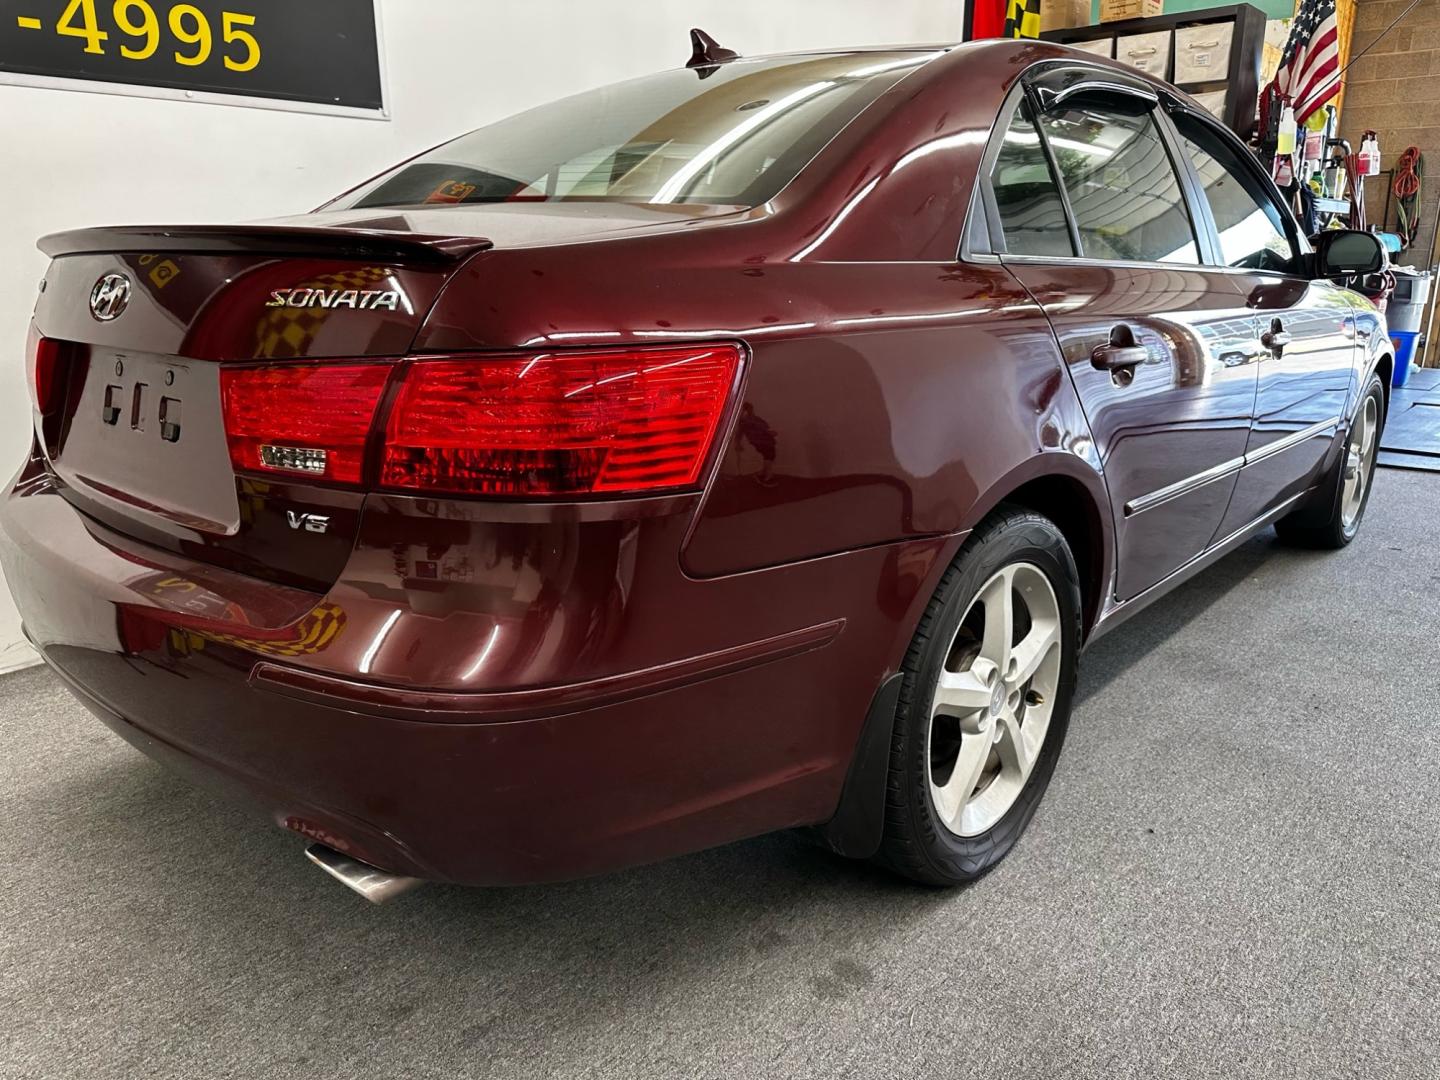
top-left (3, 472), bottom-right (1439, 1080)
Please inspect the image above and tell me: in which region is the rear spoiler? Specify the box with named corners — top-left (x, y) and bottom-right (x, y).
top-left (37, 224), bottom-right (494, 264)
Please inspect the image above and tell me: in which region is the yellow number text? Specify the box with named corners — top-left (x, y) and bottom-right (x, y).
top-left (57, 0), bottom-right (110, 54)
top-left (221, 11), bottom-right (259, 72)
top-left (113, 0), bottom-right (159, 60)
top-left (168, 4), bottom-right (212, 66)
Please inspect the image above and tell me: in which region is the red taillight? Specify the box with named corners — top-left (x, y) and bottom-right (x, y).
top-left (218, 343), bottom-right (741, 497)
top-left (27, 331), bottom-right (63, 416)
top-left (381, 345), bottom-right (742, 496)
top-left (220, 364), bottom-right (392, 485)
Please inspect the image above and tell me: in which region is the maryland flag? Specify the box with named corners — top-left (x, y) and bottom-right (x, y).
top-left (1004, 0), bottom-right (1043, 39)
top-left (974, 0), bottom-right (1043, 40)
top-left (115, 569), bottom-right (350, 661)
top-left (194, 602), bottom-right (349, 658)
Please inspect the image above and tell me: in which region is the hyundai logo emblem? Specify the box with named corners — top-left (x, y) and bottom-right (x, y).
top-left (89, 273), bottom-right (132, 321)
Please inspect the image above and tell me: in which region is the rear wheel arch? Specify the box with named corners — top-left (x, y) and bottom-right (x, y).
top-left (1373, 352), bottom-right (1393, 418)
top-left (1001, 475), bottom-right (1106, 639)
top-left (963, 462), bottom-right (1112, 641)
top-left (872, 504), bottom-right (1083, 884)
top-left (816, 459), bottom-right (1111, 861)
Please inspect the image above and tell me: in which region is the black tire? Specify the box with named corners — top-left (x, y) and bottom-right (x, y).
top-left (873, 506), bottom-right (1082, 886)
top-left (1275, 371), bottom-right (1385, 549)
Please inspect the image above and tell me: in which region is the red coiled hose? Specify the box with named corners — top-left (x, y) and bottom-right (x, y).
top-left (1394, 146), bottom-right (1423, 249)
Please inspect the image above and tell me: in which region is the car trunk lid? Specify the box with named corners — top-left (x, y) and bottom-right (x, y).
top-left (31, 225), bottom-right (476, 591)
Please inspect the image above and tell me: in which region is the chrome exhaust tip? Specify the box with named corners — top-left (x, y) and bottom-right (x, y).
top-left (305, 843), bottom-right (423, 904)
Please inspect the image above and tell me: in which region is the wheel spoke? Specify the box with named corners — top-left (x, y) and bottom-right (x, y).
top-left (932, 665), bottom-right (995, 717)
top-left (978, 567), bottom-right (1015, 672)
top-left (938, 728), bottom-right (992, 823)
top-left (995, 713), bottom-right (1036, 781)
top-left (1010, 619), bottom-right (1060, 687)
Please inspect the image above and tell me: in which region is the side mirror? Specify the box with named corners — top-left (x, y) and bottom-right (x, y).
top-left (1312, 230), bottom-right (1386, 279)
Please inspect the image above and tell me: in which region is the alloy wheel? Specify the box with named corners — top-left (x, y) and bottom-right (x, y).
top-left (1341, 394), bottom-right (1379, 530)
top-left (926, 562), bottom-right (1063, 837)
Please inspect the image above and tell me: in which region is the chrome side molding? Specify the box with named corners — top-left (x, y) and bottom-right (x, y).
top-left (1243, 417), bottom-right (1340, 466)
top-left (1125, 417), bottom-right (1341, 517)
top-left (1125, 454), bottom-right (1244, 517)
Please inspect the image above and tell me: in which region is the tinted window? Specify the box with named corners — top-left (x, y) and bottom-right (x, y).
top-left (336, 52), bottom-right (937, 209)
top-left (1037, 102), bottom-right (1199, 264)
top-left (992, 108), bottom-right (1075, 257)
top-left (1177, 117), bottom-right (1298, 273)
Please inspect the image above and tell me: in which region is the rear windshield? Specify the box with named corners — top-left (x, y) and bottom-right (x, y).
top-left (336, 52), bottom-right (937, 210)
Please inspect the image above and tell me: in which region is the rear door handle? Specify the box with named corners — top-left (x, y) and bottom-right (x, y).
top-left (1261, 318), bottom-right (1291, 355)
top-left (1091, 325), bottom-right (1148, 371)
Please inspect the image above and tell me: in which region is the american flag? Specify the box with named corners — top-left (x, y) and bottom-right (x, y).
top-left (1269, 0), bottom-right (1342, 124)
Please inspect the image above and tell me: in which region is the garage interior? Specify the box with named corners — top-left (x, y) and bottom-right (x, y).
top-left (2, 2), bottom-right (1438, 1078)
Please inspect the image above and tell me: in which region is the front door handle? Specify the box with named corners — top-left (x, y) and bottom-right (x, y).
top-left (1091, 325), bottom-right (1148, 371)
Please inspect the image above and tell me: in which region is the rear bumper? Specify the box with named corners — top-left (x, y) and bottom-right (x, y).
top-left (1, 458), bottom-right (952, 885)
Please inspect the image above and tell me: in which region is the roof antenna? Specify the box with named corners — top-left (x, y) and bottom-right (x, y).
top-left (687, 28), bottom-right (740, 73)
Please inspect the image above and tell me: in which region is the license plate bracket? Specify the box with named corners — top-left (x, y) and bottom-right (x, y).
top-left (53, 350), bottom-right (239, 535)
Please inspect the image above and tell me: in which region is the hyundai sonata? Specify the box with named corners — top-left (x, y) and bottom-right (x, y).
top-left (4, 34), bottom-right (1390, 899)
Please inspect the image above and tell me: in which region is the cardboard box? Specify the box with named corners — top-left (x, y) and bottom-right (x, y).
top-left (1116, 29), bottom-right (1172, 75)
top-left (1072, 38), bottom-right (1115, 58)
top-left (1042, 0), bottom-right (1091, 32)
top-left (1174, 21), bottom-right (1234, 84)
top-left (1099, 0), bottom-right (1163, 22)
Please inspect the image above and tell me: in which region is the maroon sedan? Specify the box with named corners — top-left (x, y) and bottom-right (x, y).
top-left (5, 37), bottom-right (1390, 900)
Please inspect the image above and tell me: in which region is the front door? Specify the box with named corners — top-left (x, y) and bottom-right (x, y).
top-left (989, 86), bottom-right (1259, 603)
top-left (1167, 112), bottom-right (1358, 537)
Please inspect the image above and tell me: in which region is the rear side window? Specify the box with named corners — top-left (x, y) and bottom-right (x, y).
top-left (1037, 102), bottom-right (1199, 265)
top-left (991, 108), bottom-right (1075, 257)
top-left (1176, 116), bottom-right (1299, 274)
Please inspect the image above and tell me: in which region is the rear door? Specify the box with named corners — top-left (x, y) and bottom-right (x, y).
top-left (986, 74), bottom-right (1260, 603)
top-left (1167, 111), bottom-right (1358, 536)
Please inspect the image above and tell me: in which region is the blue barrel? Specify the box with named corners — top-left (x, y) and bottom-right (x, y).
top-left (1392, 330), bottom-right (1420, 388)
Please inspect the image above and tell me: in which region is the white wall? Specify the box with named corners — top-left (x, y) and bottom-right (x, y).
top-left (0, 0), bottom-right (964, 669)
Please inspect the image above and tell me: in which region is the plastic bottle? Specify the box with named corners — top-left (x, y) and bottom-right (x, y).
top-left (1325, 158), bottom-right (1346, 199)
top-left (1277, 106), bottom-right (1298, 156)
top-left (1358, 134), bottom-right (1381, 177)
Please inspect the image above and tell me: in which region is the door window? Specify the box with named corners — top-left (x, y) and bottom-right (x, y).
top-left (1175, 115), bottom-right (1299, 274)
top-left (991, 107), bottom-right (1075, 257)
top-left (1036, 101), bottom-right (1200, 265)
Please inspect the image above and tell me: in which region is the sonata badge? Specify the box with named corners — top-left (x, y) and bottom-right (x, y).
top-left (265, 288), bottom-right (401, 311)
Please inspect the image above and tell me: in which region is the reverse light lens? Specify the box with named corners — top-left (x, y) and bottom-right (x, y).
top-left (380, 345), bottom-right (742, 496)
top-left (220, 364), bottom-right (392, 485)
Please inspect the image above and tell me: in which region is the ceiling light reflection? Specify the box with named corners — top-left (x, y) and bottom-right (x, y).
top-left (359, 610), bottom-right (402, 675)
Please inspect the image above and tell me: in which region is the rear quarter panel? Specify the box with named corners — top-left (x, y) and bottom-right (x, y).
top-left (416, 241), bottom-right (1105, 579)
top-left (414, 41), bottom-right (1111, 590)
